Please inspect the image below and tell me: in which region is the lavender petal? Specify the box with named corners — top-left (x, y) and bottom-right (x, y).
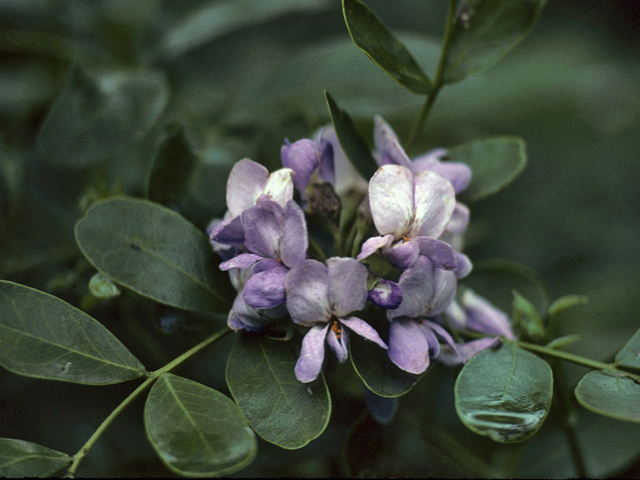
top-left (285, 260), bottom-right (331, 326)
top-left (242, 266), bottom-right (287, 309)
top-left (387, 318), bottom-right (430, 374)
top-left (327, 257), bottom-right (368, 318)
top-left (295, 323), bottom-right (330, 383)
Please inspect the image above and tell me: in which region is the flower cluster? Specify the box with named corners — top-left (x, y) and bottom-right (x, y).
top-left (208, 117), bottom-right (514, 382)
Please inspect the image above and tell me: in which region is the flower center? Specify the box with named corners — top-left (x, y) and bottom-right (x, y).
top-left (331, 319), bottom-right (342, 340)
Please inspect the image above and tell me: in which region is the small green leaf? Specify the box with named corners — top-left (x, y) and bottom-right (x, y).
top-left (575, 369), bottom-right (640, 424)
top-left (512, 290), bottom-right (546, 342)
top-left (147, 123), bottom-right (198, 208)
top-left (38, 66), bottom-right (168, 167)
top-left (548, 295), bottom-right (588, 318)
top-left (451, 137), bottom-right (527, 203)
top-left (545, 334), bottom-right (581, 350)
top-left (144, 373), bottom-right (257, 477)
top-left (444, 0), bottom-right (548, 84)
top-left (325, 91), bottom-right (378, 181)
top-left (455, 343), bottom-right (553, 443)
top-left (0, 438), bottom-right (71, 478)
top-left (615, 328), bottom-right (640, 371)
top-left (226, 333), bottom-right (331, 449)
top-left (342, 0), bottom-right (431, 94)
top-left (350, 332), bottom-right (420, 398)
top-left (0, 281), bottom-right (146, 384)
top-left (75, 197), bottom-right (232, 313)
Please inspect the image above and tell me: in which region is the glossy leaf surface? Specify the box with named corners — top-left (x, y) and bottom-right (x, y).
top-left (0, 280), bottom-right (146, 384)
top-left (575, 369), bottom-right (640, 423)
top-left (342, 0), bottom-right (431, 94)
top-left (145, 373), bottom-right (257, 477)
top-left (38, 67), bottom-right (168, 167)
top-left (615, 328), bottom-right (640, 371)
top-left (350, 332), bottom-right (420, 397)
top-left (325, 91), bottom-right (378, 181)
top-left (451, 136), bottom-right (527, 203)
top-left (0, 439), bottom-right (71, 478)
top-left (226, 334), bottom-right (331, 449)
top-left (147, 123), bottom-right (198, 208)
top-left (455, 343), bottom-right (552, 443)
top-left (76, 197), bottom-right (232, 313)
top-left (444, 0), bottom-right (548, 84)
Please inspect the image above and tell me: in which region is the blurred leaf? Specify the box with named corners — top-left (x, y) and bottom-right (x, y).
top-left (512, 290), bottom-right (546, 342)
top-left (75, 197), bottom-right (232, 313)
top-left (226, 334), bottom-right (331, 449)
top-left (575, 369), bottom-right (640, 423)
top-left (548, 295), bottom-right (588, 318)
top-left (159, 0), bottom-right (329, 60)
top-left (342, 0), bottom-right (431, 94)
top-left (226, 34), bottom-right (438, 126)
top-left (38, 66), bottom-right (169, 167)
top-left (615, 328), bottom-right (640, 372)
top-left (144, 373), bottom-right (257, 477)
top-left (325, 91), bottom-right (378, 180)
top-left (147, 123), bottom-right (198, 207)
top-left (350, 332), bottom-right (420, 397)
top-left (451, 136), bottom-right (527, 203)
top-left (343, 412), bottom-right (390, 477)
top-left (455, 343), bottom-right (553, 443)
top-left (0, 438), bottom-right (71, 478)
top-left (0, 280), bottom-right (147, 384)
top-left (444, 0), bottom-right (548, 84)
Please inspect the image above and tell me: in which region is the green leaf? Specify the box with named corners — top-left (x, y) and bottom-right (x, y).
top-left (455, 343), bottom-right (553, 443)
top-left (444, 0), bottom-right (548, 84)
top-left (0, 281), bottom-right (146, 384)
top-left (615, 328), bottom-right (640, 371)
top-left (38, 66), bottom-right (169, 167)
top-left (75, 197), bottom-right (232, 313)
top-left (512, 290), bottom-right (546, 342)
top-left (0, 438), bottom-right (71, 478)
top-left (226, 333), bottom-right (331, 449)
top-left (325, 91), bottom-right (378, 181)
top-left (575, 369), bottom-right (640, 424)
top-left (144, 373), bottom-right (257, 477)
top-left (147, 123), bottom-right (198, 208)
top-left (350, 332), bottom-right (420, 398)
top-left (342, 0), bottom-right (431, 94)
top-left (548, 295), bottom-right (588, 318)
top-left (451, 136), bottom-right (527, 203)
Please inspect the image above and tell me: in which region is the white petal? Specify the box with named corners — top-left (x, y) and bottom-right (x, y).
top-left (368, 165), bottom-right (414, 239)
top-left (411, 170), bottom-right (456, 238)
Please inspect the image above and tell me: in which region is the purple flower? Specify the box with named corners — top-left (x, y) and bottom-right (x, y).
top-left (226, 267), bottom-right (287, 332)
top-left (384, 256), bottom-right (459, 374)
top-left (387, 317), bottom-right (460, 374)
top-left (281, 136), bottom-right (334, 201)
top-left (209, 159), bottom-right (294, 246)
top-left (388, 256), bottom-right (457, 321)
top-left (445, 288), bottom-right (516, 340)
top-left (357, 164), bottom-right (457, 271)
top-left (219, 199), bottom-right (308, 310)
top-left (285, 257), bottom-right (387, 383)
top-left (314, 126), bottom-right (368, 196)
top-left (370, 116), bottom-right (473, 277)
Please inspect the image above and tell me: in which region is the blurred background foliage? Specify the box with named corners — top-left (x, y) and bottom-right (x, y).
top-left (0, 0), bottom-right (639, 477)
